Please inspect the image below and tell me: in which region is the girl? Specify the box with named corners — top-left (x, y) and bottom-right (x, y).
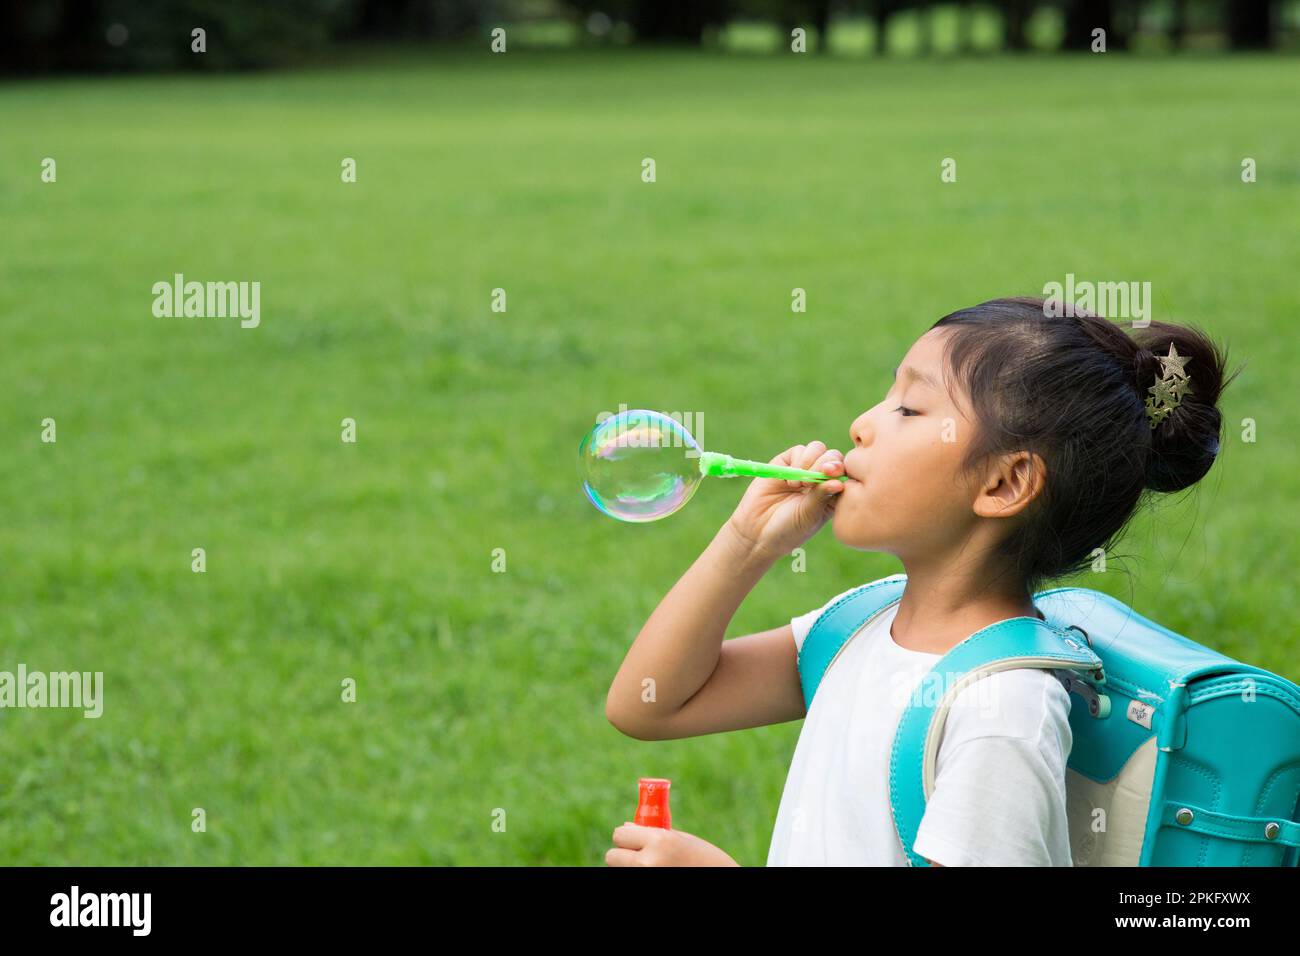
top-left (603, 297), bottom-right (1236, 867)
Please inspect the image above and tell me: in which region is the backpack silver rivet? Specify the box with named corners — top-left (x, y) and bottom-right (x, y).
top-left (1175, 808), bottom-right (1194, 825)
top-left (1264, 822), bottom-right (1280, 840)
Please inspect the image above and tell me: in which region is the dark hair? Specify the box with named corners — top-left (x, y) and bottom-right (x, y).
top-left (930, 297), bottom-right (1242, 595)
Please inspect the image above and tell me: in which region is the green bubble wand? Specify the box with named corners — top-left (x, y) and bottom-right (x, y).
top-left (695, 451), bottom-right (837, 483)
top-left (579, 409), bottom-right (840, 523)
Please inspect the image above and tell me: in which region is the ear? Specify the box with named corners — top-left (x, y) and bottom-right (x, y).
top-left (972, 450), bottom-right (1046, 520)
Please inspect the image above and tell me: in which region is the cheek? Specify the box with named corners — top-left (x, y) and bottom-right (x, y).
top-left (833, 423), bottom-right (974, 546)
top-left (889, 428), bottom-right (970, 506)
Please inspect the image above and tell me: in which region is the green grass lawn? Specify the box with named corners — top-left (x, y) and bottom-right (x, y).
top-left (1, 48), bottom-right (1298, 865)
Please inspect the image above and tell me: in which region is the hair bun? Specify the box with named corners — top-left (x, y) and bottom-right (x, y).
top-left (1127, 322), bottom-right (1237, 493)
top-left (1131, 345), bottom-right (1158, 387)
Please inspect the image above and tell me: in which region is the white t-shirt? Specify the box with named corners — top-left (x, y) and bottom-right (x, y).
top-left (766, 580), bottom-right (1074, 867)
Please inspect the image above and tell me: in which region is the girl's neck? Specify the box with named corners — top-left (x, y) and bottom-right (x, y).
top-left (890, 561), bottom-right (1042, 656)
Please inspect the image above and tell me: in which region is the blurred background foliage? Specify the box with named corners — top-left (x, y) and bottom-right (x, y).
top-left (3, 0), bottom-right (1299, 73)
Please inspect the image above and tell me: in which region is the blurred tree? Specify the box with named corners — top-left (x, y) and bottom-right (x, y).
top-left (792, 0), bottom-right (834, 52)
top-left (752, 0), bottom-right (835, 52)
top-left (349, 0), bottom-right (495, 39)
top-left (2, 0), bottom-right (105, 72)
top-left (2, 0), bottom-right (359, 71)
top-left (954, 0), bottom-right (974, 52)
top-left (561, 0), bottom-right (732, 45)
top-left (867, 0), bottom-right (902, 54)
top-left (629, 0), bottom-right (732, 44)
top-left (1169, 0), bottom-right (1187, 49)
top-left (1003, 0), bottom-right (1031, 50)
top-left (915, 0), bottom-right (932, 54)
top-left (810, 0), bottom-right (834, 51)
top-left (1226, 0), bottom-right (1275, 49)
top-left (4, 0), bottom-right (1294, 70)
top-left (1063, 0), bottom-right (1126, 50)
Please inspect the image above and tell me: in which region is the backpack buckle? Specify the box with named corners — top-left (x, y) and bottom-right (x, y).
top-left (1058, 671), bottom-right (1112, 719)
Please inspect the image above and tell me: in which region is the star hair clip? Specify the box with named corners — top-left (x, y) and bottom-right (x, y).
top-left (1145, 343), bottom-right (1192, 429)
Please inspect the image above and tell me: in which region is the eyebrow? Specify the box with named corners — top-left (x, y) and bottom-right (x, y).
top-left (893, 365), bottom-right (941, 390)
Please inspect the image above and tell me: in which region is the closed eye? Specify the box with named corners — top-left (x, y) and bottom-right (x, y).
top-left (893, 405), bottom-right (919, 417)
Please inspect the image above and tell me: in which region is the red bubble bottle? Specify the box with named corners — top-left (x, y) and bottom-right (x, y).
top-left (634, 777), bottom-right (672, 829)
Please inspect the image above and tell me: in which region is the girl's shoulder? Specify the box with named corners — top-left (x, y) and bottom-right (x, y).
top-left (943, 667), bottom-right (1073, 748)
top-left (789, 574), bottom-right (905, 652)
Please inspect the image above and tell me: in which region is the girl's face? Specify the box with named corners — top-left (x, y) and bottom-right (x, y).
top-left (834, 328), bottom-right (984, 559)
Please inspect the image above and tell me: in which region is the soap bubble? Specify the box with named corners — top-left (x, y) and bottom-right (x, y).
top-left (578, 409), bottom-right (702, 522)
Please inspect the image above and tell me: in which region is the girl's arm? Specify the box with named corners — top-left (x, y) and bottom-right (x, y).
top-left (605, 441), bottom-right (845, 740)
top-left (604, 523), bottom-right (806, 739)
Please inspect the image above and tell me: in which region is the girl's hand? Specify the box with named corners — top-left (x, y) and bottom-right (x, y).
top-left (725, 441), bottom-right (845, 560)
top-left (605, 823), bottom-right (740, 867)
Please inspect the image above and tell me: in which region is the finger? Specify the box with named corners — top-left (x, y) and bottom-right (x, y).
top-left (813, 448), bottom-right (843, 475)
top-left (817, 466), bottom-right (843, 489)
top-left (811, 476), bottom-right (844, 499)
top-left (611, 823), bottom-right (652, 849)
top-left (789, 440), bottom-right (827, 490)
top-left (798, 448), bottom-right (840, 499)
top-left (798, 440), bottom-right (826, 471)
top-left (783, 445), bottom-right (806, 489)
top-left (605, 847), bottom-right (641, 866)
top-left (773, 444), bottom-right (801, 467)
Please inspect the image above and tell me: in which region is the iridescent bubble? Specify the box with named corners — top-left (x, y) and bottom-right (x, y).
top-left (578, 409), bottom-right (703, 522)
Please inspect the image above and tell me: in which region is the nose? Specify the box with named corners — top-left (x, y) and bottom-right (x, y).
top-left (850, 409), bottom-right (875, 449)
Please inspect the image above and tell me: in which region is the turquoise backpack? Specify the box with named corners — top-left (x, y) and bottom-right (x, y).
top-left (798, 574), bottom-right (1300, 866)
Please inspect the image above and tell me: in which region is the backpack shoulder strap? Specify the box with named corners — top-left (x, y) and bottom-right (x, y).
top-left (888, 616), bottom-right (1104, 867)
top-left (797, 574), bottom-right (907, 712)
